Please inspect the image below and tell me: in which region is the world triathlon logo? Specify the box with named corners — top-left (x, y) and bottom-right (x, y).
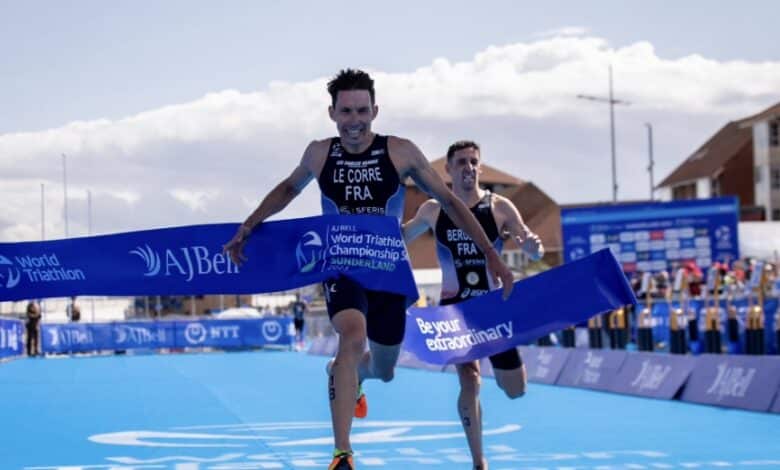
top-left (0, 255), bottom-right (21, 289)
top-left (129, 245), bottom-right (161, 276)
top-left (715, 226), bottom-right (731, 244)
top-left (295, 231), bottom-right (324, 273)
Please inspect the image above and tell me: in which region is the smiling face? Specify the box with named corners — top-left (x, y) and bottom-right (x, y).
top-left (446, 146), bottom-right (482, 193)
top-left (328, 89), bottom-right (378, 152)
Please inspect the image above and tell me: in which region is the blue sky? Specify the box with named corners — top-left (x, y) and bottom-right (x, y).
top-left (1, 1), bottom-right (778, 241)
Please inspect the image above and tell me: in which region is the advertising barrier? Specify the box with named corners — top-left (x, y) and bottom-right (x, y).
top-left (609, 352), bottom-right (696, 399)
top-left (41, 317), bottom-right (293, 354)
top-left (556, 349), bottom-right (628, 391)
top-left (680, 354), bottom-right (780, 412)
top-left (0, 317), bottom-right (24, 359)
top-left (518, 346), bottom-right (571, 385)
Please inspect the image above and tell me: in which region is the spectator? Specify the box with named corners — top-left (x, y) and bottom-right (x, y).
top-left (66, 297), bottom-right (81, 322)
top-left (290, 293), bottom-right (308, 349)
top-left (25, 301), bottom-right (42, 357)
top-left (683, 261), bottom-right (703, 297)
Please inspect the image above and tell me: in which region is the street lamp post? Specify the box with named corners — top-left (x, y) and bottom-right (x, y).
top-left (62, 154), bottom-right (69, 237)
top-left (577, 65), bottom-right (630, 202)
top-left (646, 123), bottom-right (655, 200)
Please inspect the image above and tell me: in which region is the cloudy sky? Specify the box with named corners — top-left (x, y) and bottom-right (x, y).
top-left (1, 0), bottom-right (778, 242)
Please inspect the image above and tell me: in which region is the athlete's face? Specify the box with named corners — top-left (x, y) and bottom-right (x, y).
top-left (329, 90), bottom-right (378, 150)
top-left (446, 147), bottom-right (482, 192)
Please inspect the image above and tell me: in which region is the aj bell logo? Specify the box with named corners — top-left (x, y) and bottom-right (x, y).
top-left (295, 231), bottom-right (324, 273)
top-left (0, 255), bottom-right (21, 289)
top-left (130, 244), bottom-right (239, 282)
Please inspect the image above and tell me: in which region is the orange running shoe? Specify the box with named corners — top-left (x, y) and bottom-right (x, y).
top-left (328, 450), bottom-right (354, 470)
top-left (354, 385), bottom-right (368, 419)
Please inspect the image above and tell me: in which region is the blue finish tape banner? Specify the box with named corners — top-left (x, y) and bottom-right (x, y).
top-left (0, 318), bottom-right (24, 358)
top-left (404, 249), bottom-right (637, 365)
top-left (609, 352), bottom-right (696, 399)
top-left (0, 215), bottom-right (417, 304)
top-left (41, 317), bottom-right (293, 354)
top-left (562, 197), bottom-right (739, 275)
top-left (556, 349), bottom-right (629, 391)
top-left (637, 298), bottom-right (778, 354)
top-left (681, 354), bottom-right (780, 412)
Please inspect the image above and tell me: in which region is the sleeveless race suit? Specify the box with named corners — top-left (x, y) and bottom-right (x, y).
top-left (434, 192), bottom-right (522, 369)
top-left (317, 134), bottom-right (407, 345)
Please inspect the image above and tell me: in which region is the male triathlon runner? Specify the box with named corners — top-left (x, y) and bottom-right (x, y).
top-left (404, 140), bottom-right (544, 470)
top-left (223, 70), bottom-right (514, 470)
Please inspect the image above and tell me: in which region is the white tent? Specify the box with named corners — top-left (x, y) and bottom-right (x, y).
top-left (739, 222), bottom-right (780, 261)
top-left (213, 307), bottom-right (263, 319)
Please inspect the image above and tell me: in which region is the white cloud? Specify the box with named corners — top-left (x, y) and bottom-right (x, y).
top-left (534, 26), bottom-right (590, 38)
top-left (1, 35), bottom-right (779, 242)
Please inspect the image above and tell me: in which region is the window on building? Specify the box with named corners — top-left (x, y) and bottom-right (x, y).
top-left (773, 209), bottom-right (780, 221)
top-left (771, 120), bottom-right (779, 147)
top-left (672, 183), bottom-right (697, 200)
top-left (772, 168), bottom-right (780, 190)
top-left (711, 177), bottom-right (721, 197)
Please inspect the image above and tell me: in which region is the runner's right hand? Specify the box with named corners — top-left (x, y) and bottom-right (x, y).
top-left (223, 224), bottom-right (252, 266)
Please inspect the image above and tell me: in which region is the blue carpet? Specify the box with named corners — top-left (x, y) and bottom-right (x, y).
top-left (1, 351), bottom-right (778, 469)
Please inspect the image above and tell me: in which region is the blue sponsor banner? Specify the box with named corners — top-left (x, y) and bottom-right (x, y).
top-left (562, 197), bottom-right (740, 275)
top-left (636, 298), bottom-right (778, 354)
top-left (556, 349), bottom-right (628, 391)
top-left (680, 354), bottom-right (780, 412)
top-left (0, 215), bottom-right (417, 305)
top-left (0, 318), bottom-right (24, 359)
top-left (609, 352), bottom-right (696, 399)
top-left (404, 249), bottom-right (637, 365)
top-left (41, 318), bottom-right (293, 354)
top-left (772, 391), bottom-right (780, 414)
top-left (518, 346), bottom-right (571, 385)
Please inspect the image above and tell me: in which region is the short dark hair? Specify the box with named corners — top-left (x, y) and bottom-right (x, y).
top-left (327, 69), bottom-right (376, 107)
top-left (446, 140), bottom-right (481, 162)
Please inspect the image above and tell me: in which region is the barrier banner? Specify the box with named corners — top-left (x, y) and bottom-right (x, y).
top-left (0, 318), bottom-right (24, 359)
top-left (556, 349), bottom-right (628, 391)
top-left (637, 298), bottom-right (778, 354)
top-left (404, 249), bottom-right (637, 365)
top-left (680, 354), bottom-right (780, 412)
top-left (42, 323), bottom-right (113, 353)
top-left (113, 321), bottom-right (177, 349)
top-left (0, 215), bottom-right (417, 305)
top-left (173, 318), bottom-right (292, 348)
top-left (609, 352), bottom-right (696, 399)
top-left (561, 196), bottom-right (740, 274)
top-left (772, 392), bottom-right (780, 414)
top-left (41, 318), bottom-right (293, 354)
top-left (518, 346), bottom-right (571, 384)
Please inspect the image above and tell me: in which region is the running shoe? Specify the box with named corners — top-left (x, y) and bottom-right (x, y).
top-left (354, 385), bottom-right (368, 419)
top-left (328, 450), bottom-right (354, 470)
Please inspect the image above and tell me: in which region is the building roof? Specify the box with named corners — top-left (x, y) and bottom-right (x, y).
top-left (738, 101), bottom-right (780, 128)
top-left (405, 157), bottom-right (525, 187)
top-left (657, 121), bottom-right (752, 188)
